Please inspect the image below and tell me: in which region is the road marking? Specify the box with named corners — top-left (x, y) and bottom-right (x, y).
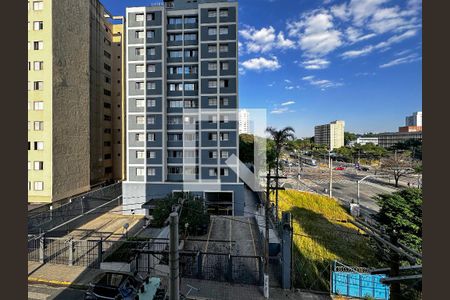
top-left (28, 292), bottom-right (49, 300)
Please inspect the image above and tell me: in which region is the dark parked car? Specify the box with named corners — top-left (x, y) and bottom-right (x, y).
top-left (85, 271), bottom-right (143, 300)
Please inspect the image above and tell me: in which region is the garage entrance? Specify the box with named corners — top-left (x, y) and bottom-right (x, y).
top-left (205, 192), bottom-right (233, 215)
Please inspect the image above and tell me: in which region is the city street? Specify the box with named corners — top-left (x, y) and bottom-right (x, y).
top-left (28, 284), bottom-right (85, 300)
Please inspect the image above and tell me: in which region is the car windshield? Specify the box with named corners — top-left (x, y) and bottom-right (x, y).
top-left (96, 273), bottom-right (125, 288)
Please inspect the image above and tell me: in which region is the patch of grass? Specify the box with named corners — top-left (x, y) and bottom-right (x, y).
top-left (278, 190), bottom-right (380, 291)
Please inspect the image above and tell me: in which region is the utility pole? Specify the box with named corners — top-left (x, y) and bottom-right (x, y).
top-left (329, 150), bottom-right (333, 198)
top-left (264, 170), bottom-right (271, 299)
top-left (169, 212), bottom-right (180, 300)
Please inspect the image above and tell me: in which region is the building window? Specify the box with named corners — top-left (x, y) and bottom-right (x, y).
top-left (34, 161), bottom-right (44, 170)
top-left (147, 99), bottom-right (156, 107)
top-left (209, 151), bottom-right (217, 159)
top-left (221, 115), bottom-right (229, 123)
top-left (147, 82), bottom-right (156, 90)
top-left (221, 151), bottom-right (229, 158)
top-left (147, 13), bottom-right (155, 21)
top-left (168, 17), bottom-right (182, 25)
top-left (136, 150), bottom-right (145, 159)
top-left (33, 1), bottom-right (43, 10)
top-left (169, 50), bottom-right (183, 58)
top-left (34, 141), bottom-right (44, 150)
top-left (147, 116), bottom-right (155, 124)
top-left (34, 101), bottom-right (44, 110)
top-left (136, 116), bottom-right (145, 125)
top-left (208, 10), bottom-right (217, 18)
top-left (103, 89), bottom-right (111, 96)
top-left (32, 61), bottom-right (43, 71)
top-left (105, 76), bottom-right (111, 84)
top-left (104, 141), bottom-right (111, 146)
top-left (136, 133), bottom-right (145, 141)
top-left (136, 99), bottom-right (145, 108)
top-left (219, 44), bottom-right (229, 52)
top-left (208, 115), bottom-right (218, 123)
top-left (104, 63), bottom-right (111, 71)
top-left (148, 133), bottom-right (155, 141)
top-left (169, 83), bottom-right (183, 91)
top-left (104, 50), bottom-right (111, 59)
top-left (135, 64), bottom-right (144, 73)
top-left (221, 97), bottom-right (229, 106)
top-left (147, 30), bottom-right (155, 38)
top-left (220, 79), bottom-right (229, 88)
top-left (184, 49), bottom-right (197, 58)
top-left (147, 64), bottom-right (156, 72)
top-left (104, 153), bottom-right (112, 160)
top-left (209, 168), bottom-right (217, 176)
top-left (148, 47), bottom-right (156, 56)
top-left (104, 128), bottom-right (112, 134)
top-left (208, 133), bottom-right (217, 141)
top-left (219, 9), bottom-right (229, 17)
top-left (135, 14), bottom-right (144, 22)
top-left (220, 168), bottom-right (229, 176)
top-left (221, 62), bottom-right (229, 70)
top-left (104, 115), bottom-right (111, 121)
top-left (184, 99), bottom-right (197, 108)
top-left (136, 82), bottom-right (144, 90)
top-left (148, 151), bottom-right (156, 159)
top-left (136, 31), bottom-right (145, 39)
top-left (208, 80), bottom-right (217, 88)
top-left (220, 132), bottom-right (229, 141)
top-left (136, 48), bottom-right (144, 56)
top-left (208, 63), bottom-right (217, 71)
top-left (169, 100), bottom-right (183, 108)
top-left (208, 98), bottom-right (217, 106)
top-left (33, 21), bottom-right (43, 31)
top-left (169, 34), bottom-right (183, 42)
top-left (34, 81), bottom-right (44, 90)
top-left (136, 168), bottom-right (145, 176)
top-left (147, 168), bottom-right (156, 176)
top-left (219, 27), bottom-right (229, 35)
top-left (34, 181), bottom-right (44, 191)
top-left (33, 41), bottom-right (44, 50)
top-left (208, 45), bottom-right (217, 53)
top-left (184, 65), bottom-right (198, 74)
top-left (184, 17), bottom-right (197, 24)
top-left (184, 33), bottom-right (197, 41)
top-left (168, 167), bottom-right (182, 174)
top-left (184, 83), bottom-right (195, 91)
top-left (34, 121), bottom-right (44, 131)
top-left (208, 27), bottom-right (217, 35)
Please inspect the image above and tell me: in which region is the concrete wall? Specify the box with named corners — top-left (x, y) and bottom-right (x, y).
top-left (51, 0), bottom-right (91, 201)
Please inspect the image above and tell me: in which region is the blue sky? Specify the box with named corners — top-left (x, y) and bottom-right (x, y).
top-left (102, 0), bottom-right (422, 137)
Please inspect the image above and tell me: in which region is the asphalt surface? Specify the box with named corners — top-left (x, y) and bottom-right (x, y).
top-left (28, 284), bottom-right (85, 300)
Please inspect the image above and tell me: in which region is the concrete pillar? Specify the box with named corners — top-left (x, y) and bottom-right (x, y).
top-left (281, 212), bottom-right (292, 289)
top-left (97, 238), bottom-right (103, 267)
top-left (68, 239), bottom-right (73, 266)
top-left (39, 235), bottom-right (45, 263)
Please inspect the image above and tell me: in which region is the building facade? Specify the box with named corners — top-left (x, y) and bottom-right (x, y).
top-left (238, 109), bottom-right (249, 134)
top-left (378, 132), bottom-right (422, 148)
top-left (123, 0), bottom-right (244, 216)
top-left (314, 120), bottom-right (345, 150)
top-left (405, 111), bottom-right (422, 127)
top-left (398, 125), bottom-right (422, 133)
top-left (27, 0), bottom-right (123, 203)
top-left (349, 137), bottom-right (379, 147)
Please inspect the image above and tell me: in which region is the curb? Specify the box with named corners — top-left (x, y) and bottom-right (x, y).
top-left (28, 277), bottom-right (88, 290)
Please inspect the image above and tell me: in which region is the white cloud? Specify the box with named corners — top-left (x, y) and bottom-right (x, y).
top-left (270, 107), bottom-right (295, 114)
top-left (284, 79), bottom-right (292, 83)
top-left (301, 58), bottom-right (330, 69)
top-left (238, 66), bottom-right (246, 75)
top-left (345, 27), bottom-right (376, 43)
top-left (287, 10), bottom-right (342, 57)
top-left (285, 86), bottom-right (294, 90)
top-left (302, 75), bottom-right (343, 89)
top-left (348, 0), bottom-right (389, 26)
top-left (379, 53), bottom-right (421, 68)
top-left (281, 101), bottom-right (295, 106)
top-left (331, 3), bottom-right (350, 21)
top-left (341, 46), bottom-right (374, 58)
top-left (241, 56), bottom-right (281, 71)
top-left (239, 26), bottom-right (296, 53)
top-left (368, 6), bottom-right (409, 34)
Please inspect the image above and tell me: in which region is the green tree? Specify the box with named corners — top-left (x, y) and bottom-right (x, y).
top-left (344, 132), bottom-right (358, 146)
top-left (375, 188), bottom-right (422, 252)
top-left (265, 126), bottom-right (295, 220)
top-left (239, 133), bottom-right (255, 164)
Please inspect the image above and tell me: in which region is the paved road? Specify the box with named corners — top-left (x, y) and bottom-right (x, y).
top-left (28, 284), bottom-right (85, 300)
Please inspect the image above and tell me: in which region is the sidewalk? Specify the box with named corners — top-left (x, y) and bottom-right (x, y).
top-left (28, 261), bottom-right (102, 288)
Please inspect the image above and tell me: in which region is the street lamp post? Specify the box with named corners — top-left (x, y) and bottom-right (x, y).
top-left (329, 149), bottom-right (333, 198)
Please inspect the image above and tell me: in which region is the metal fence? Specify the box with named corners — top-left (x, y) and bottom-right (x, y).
top-left (135, 250), bottom-right (263, 286)
top-left (28, 183), bottom-right (122, 234)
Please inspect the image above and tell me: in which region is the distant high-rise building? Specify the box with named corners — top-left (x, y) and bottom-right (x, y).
top-left (405, 111), bottom-right (422, 127)
top-left (239, 109), bottom-right (249, 134)
top-left (27, 0), bottom-right (124, 203)
top-left (314, 120), bottom-right (345, 150)
top-left (123, 0), bottom-right (244, 216)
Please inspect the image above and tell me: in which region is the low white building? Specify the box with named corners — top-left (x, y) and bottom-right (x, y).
top-left (349, 137), bottom-right (379, 147)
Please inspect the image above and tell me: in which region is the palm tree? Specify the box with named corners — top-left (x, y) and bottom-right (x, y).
top-left (265, 126), bottom-right (295, 221)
